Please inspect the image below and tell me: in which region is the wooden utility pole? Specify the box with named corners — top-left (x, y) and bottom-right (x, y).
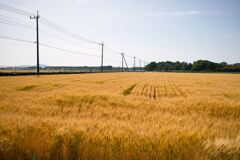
top-left (123, 54), bottom-right (129, 71)
top-left (30, 11), bottom-right (40, 75)
top-left (133, 56), bottom-right (136, 72)
top-left (144, 61), bottom-right (146, 71)
top-left (121, 53), bottom-right (124, 72)
top-left (100, 42), bottom-right (104, 72)
top-left (139, 59), bottom-right (141, 71)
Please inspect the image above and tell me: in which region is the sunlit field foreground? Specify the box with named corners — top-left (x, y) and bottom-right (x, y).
top-left (0, 72), bottom-right (239, 160)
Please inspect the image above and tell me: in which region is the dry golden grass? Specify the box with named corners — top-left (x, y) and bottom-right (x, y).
top-left (0, 72), bottom-right (239, 160)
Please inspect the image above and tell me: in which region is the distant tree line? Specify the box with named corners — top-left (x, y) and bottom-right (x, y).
top-left (44, 66), bottom-right (113, 71)
top-left (0, 66), bottom-right (114, 71)
top-left (145, 60), bottom-right (240, 72)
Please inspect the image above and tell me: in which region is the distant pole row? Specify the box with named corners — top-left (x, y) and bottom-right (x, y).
top-left (0, 3), bottom-right (148, 74)
top-left (30, 10), bottom-right (147, 74)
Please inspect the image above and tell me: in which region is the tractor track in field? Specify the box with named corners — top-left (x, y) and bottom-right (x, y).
top-left (126, 80), bottom-right (186, 100)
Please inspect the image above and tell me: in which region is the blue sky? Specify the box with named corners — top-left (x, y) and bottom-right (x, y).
top-left (0, 0), bottom-right (239, 67)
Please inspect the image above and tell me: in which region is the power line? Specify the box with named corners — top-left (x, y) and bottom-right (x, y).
top-left (125, 54), bottom-right (134, 58)
top-left (0, 34), bottom-right (123, 67)
top-left (0, 0), bottom-right (36, 13)
top-left (0, 3), bottom-right (100, 46)
top-left (105, 45), bottom-right (137, 62)
top-left (0, 3), bottom-right (102, 47)
top-left (104, 56), bottom-right (120, 63)
top-left (40, 17), bottom-right (100, 45)
top-left (0, 3), bottom-right (33, 16)
top-left (0, 35), bottom-right (34, 43)
top-left (0, 19), bottom-right (100, 52)
top-left (39, 43), bottom-right (101, 58)
top-left (39, 27), bottom-right (100, 51)
top-left (105, 46), bottom-right (121, 55)
top-left (0, 20), bottom-right (34, 30)
top-left (0, 2), bottom-right (148, 71)
top-left (0, 17), bottom-right (35, 29)
top-left (0, 2), bottom-right (35, 17)
top-left (105, 45), bottom-right (135, 58)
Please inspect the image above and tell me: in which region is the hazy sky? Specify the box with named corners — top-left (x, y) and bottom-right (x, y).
top-left (0, 0), bottom-right (239, 66)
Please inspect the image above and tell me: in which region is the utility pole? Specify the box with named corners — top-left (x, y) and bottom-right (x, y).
top-left (100, 42), bottom-right (104, 72)
top-left (123, 54), bottom-right (129, 71)
top-left (133, 56), bottom-right (136, 72)
top-left (144, 61), bottom-right (146, 71)
top-left (139, 59), bottom-right (141, 71)
top-left (30, 11), bottom-right (40, 75)
top-left (121, 53), bottom-right (124, 72)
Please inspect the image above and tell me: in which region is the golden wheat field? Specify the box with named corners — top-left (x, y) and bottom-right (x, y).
top-left (0, 72), bottom-right (240, 160)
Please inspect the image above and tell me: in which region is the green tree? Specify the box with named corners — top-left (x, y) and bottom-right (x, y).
top-left (145, 62), bottom-right (157, 71)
